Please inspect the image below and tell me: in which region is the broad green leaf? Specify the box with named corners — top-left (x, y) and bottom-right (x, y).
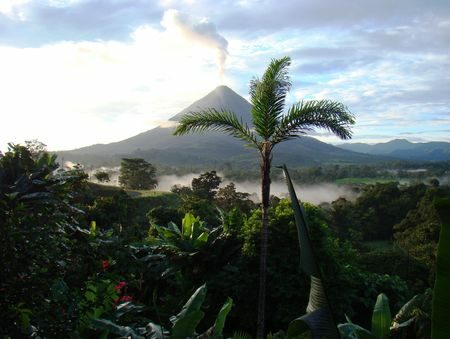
top-left (170, 284), bottom-right (207, 325)
top-left (212, 297), bottom-right (233, 338)
top-left (182, 213), bottom-right (196, 238)
top-left (170, 310), bottom-right (204, 339)
top-left (280, 164), bottom-right (318, 277)
top-left (432, 196), bottom-right (450, 339)
top-left (168, 221), bottom-right (182, 235)
top-left (281, 164), bottom-right (339, 339)
top-left (371, 293), bottom-right (391, 339)
top-left (191, 220), bottom-right (203, 240)
top-left (194, 232), bottom-right (209, 248)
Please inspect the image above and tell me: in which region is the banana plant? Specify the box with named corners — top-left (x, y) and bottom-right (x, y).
top-left (338, 292), bottom-right (424, 339)
top-left (92, 284), bottom-right (233, 339)
top-left (432, 195), bottom-right (450, 339)
top-left (279, 165), bottom-right (340, 339)
top-left (151, 213), bottom-right (221, 252)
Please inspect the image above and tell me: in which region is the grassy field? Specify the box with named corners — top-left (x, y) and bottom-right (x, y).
top-left (335, 177), bottom-right (407, 185)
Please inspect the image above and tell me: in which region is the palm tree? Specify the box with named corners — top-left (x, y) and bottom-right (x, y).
top-left (174, 56), bottom-right (355, 338)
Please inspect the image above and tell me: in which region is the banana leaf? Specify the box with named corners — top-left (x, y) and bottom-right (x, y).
top-left (432, 196), bottom-right (450, 339)
top-left (212, 297), bottom-right (233, 338)
top-left (371, 294), bottom-right (391, 339)
top-left (280, 164), bottom-right (340, 339)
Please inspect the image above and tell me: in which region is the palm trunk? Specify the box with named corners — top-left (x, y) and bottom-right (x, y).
top-left (256, 144), bottom-right (271, 339)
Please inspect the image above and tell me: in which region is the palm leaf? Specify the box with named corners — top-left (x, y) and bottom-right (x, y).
top-left (432, 196), bottom-right (450, 339)
top-left (271, 100), bottom-right (354, 145)
top-left (250, 56), bottom-right (291, 140)
top-left (173, 108), bottom-right (258, 148)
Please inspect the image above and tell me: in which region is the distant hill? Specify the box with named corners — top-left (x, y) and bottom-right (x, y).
top-left (57, 86), bottom-right (384, 168)
top-left (338, 139), bottom-right (450, 161)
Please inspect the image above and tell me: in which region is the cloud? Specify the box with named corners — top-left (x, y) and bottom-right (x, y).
top-left (161, 9), bottom-right (228, 78)
top-left (0, 10), bottom-right (231, 151)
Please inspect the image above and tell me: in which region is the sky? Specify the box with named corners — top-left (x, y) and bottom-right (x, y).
top-left (1, 0), bottom-right (449, 152)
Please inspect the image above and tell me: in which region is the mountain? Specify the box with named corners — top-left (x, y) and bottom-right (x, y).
top-left (57, 86), bottom-right (382, 168)
top-left (338, 139), bottom-right (450, 161)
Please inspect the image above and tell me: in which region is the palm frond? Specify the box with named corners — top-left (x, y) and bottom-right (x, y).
top-left (173, 108), bottom-right (259, 148)
top-left (271, 99), bottom-right (355, 145)
top-left (250, 56), bottom-right (292, 140)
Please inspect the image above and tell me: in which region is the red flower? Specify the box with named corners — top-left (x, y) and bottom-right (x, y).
top-left (114, 295), bottom-right (133, 304)
top-left (118, 295), bottom-right (133, 303)
top-left (102, 260), bottom-right (110, 270)
top-left (115, 281), bottom-right (127, 291)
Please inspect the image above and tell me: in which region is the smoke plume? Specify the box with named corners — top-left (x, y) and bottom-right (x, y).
top-left (161, 9), bottom-right (228, 79)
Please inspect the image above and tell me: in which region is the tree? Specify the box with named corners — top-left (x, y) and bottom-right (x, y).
top-left (94, 171), bottom-right (110, 183)
top-left (118, 158), bottom-right (157, 190)
top-left (191, 170), bottom-right (222, 200)
top-left (25, 139), bottom-right (47, 160)
top-left (174, 56), bottom-right (355, 338)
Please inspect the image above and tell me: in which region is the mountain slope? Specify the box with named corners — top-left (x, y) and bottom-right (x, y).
top-left (57, 86), bottom-right (381, 167)
top-left (338, 139), bottom-right (450, 161)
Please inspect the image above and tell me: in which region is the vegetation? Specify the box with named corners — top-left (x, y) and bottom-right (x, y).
top-left (174, 56), bottom-right (355, 337)
top-left (94, 170), bottom-right (111, 183)
top-left (118, 158), bottom-right (158, 190)
top-left (0, 143), bottom-right (448, 338)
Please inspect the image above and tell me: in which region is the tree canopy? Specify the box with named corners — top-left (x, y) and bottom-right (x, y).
top-left (118, 158), bottom-right (157, 190)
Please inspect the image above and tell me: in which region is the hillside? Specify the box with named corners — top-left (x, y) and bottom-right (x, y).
top-left (338, 139), bottom-right (450, 161)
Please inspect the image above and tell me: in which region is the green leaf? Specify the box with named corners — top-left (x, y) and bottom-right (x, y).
top-left (281, 164), bottom-right (339, 339)
top-left (182, 213), bottom-right (196, 238)
top-left (170, 284), bottom-right (207, 326)
top-left (194, 232), bottom-right (209, 248)
top-left (432, 196), bottom-right (450, 339)
top-left (371, 293), bottom-right (391, 339)
top-left (170, 310), bottom-right (204, 339)
top-left (212, 297), bottom-right (233, 338)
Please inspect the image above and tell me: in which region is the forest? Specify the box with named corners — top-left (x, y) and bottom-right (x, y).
top-left (1, 142), bottom-right (449, 338)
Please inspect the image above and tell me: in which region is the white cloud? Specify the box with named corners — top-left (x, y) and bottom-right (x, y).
top-left (0, 10), bottom-right (229, 151)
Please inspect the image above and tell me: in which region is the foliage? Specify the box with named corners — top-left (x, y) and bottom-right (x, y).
top-left (330, 182), bottom-right (427, 241)
top-left (432, 195), bottom-right (450, 339)
top-left (91, 284), bottom-right (233, 339)
top-left (191, 170), bottom-right (222, 199)
top-left (119, 158), bottom-right (158, 190)
top-left (0, 144), bottom-right (94, 336)
top-left (394, 187), bottom-right (445, 280)
top-left (338, 293), bottom-right (414, 339)
top-left (216, 182), bottom-right (255, 215)
top-left (94, 170), bottom-right (110, 183)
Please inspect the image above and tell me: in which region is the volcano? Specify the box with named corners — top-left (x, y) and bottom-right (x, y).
top-left (57, 86), bottom-right (378, 167)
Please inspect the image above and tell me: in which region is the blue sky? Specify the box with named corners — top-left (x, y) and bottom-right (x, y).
top-left (1, 0), bottom-right (449, 151)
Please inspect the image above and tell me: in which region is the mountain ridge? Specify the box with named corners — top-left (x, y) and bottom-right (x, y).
top-left (338, 139), bottom-right (450, 161)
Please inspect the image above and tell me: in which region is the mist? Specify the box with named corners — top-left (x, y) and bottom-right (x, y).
top-left (157, 173), bottom-right (357, 204)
